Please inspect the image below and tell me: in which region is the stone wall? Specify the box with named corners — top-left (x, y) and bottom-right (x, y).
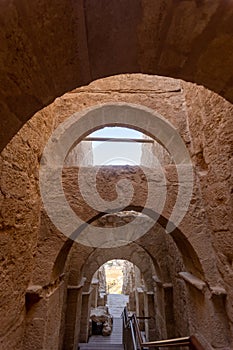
top-left (0, 74), bottom-right (232, 349)
top-left (183, 82), bottom-right (233, 344)
top-left (97, 265), bottom-right (107, 295)
top-left (1, 0), bottom-right (233, 154)
top-left (122, 261), bottom-right (135, 295)
top-left (141, 136), bottom-right (172, 167)
top-left (53, 74), bottom-right (188, 135)
top-left (0, 105), bottom-right (56, 350)
top-left (65, 141), bottom-right (93, 167)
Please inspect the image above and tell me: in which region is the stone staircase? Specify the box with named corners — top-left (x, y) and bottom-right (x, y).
top-left (79, 294), bottom-right (128, 350)
top-left (79, 317), bottom-right (124, 350)
top-left (79, 344), bottom-right (124, 349)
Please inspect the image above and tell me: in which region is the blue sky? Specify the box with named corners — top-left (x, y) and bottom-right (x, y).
top-left (89, 127), bottom-right (143, 165)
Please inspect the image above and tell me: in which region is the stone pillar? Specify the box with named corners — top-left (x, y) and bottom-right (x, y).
top-left (79, 288), bottom-right (94, 343)
top-left (129, 290), bottom-right (136, 311)
top-left (135, 287), bottom-right (145, 331)
top-left (145, 292), bottom-right (157, 341)
top-left (143, 291), bottom-right (149, 340)
top-left (97, 292), bottom-right (106, 307)
top-left (153, 276), bottom-right (167, 339)
top-left (91, 278), bottom-right (99, 308)
top-left (23, 281), bottom-right (66, 350)
top-left (63, 278), bottom-right (85, 350)
top-left (163, 283), bottom-right (175, 339)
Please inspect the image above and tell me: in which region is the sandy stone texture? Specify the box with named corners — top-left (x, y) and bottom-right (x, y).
top-left (0, 74), bottom-right (232, 349)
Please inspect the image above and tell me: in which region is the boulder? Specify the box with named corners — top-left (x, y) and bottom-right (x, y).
top-left (90, 306), bottom-right (113, 336)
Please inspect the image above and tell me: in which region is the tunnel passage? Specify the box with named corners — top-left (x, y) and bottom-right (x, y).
top-left (0, 74), bottom-right (232, 350)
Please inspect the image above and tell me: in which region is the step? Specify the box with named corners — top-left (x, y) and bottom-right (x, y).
top-left (79, 344), bottom-right (124, 350)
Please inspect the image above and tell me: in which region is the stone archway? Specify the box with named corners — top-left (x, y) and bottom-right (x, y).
top-left (41, 101), bottom-right (220, 288)
top-left (65, 233), bottom-right (159, 348)
top-left (1, 1), bottom-right (233, 152)
top-left (1, 73), bottom-right (233, 350)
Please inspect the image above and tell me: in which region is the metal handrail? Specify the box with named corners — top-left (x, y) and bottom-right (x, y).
top-left (132, 313), bottom-right (144, 345)
top-left (83, 137), bottom-right (154, 143)
top-left (129, 318), bottom-right (138, 350)
top-left (122, 307), bottom-right (138, 350)
top-left (142, 337), bottom-right (191, 347)
top-left (141, 334), bottom-right (205, 349)
top-left (122, 306), bottom-right (130, 327)
top-left (122, 307), bottom-right (205, 350)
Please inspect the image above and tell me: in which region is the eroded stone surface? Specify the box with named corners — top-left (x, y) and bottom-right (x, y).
top-left (1, 1), bottom-right (233, 154)
top-left (0, 74), bottom-right (232, 349)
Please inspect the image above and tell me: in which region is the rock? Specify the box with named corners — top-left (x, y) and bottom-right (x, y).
top-left (90, 306), bottom-right (113, 336)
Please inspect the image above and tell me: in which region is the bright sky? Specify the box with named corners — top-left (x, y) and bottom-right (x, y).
top-left (89, 127), bottom-right (143, 165)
